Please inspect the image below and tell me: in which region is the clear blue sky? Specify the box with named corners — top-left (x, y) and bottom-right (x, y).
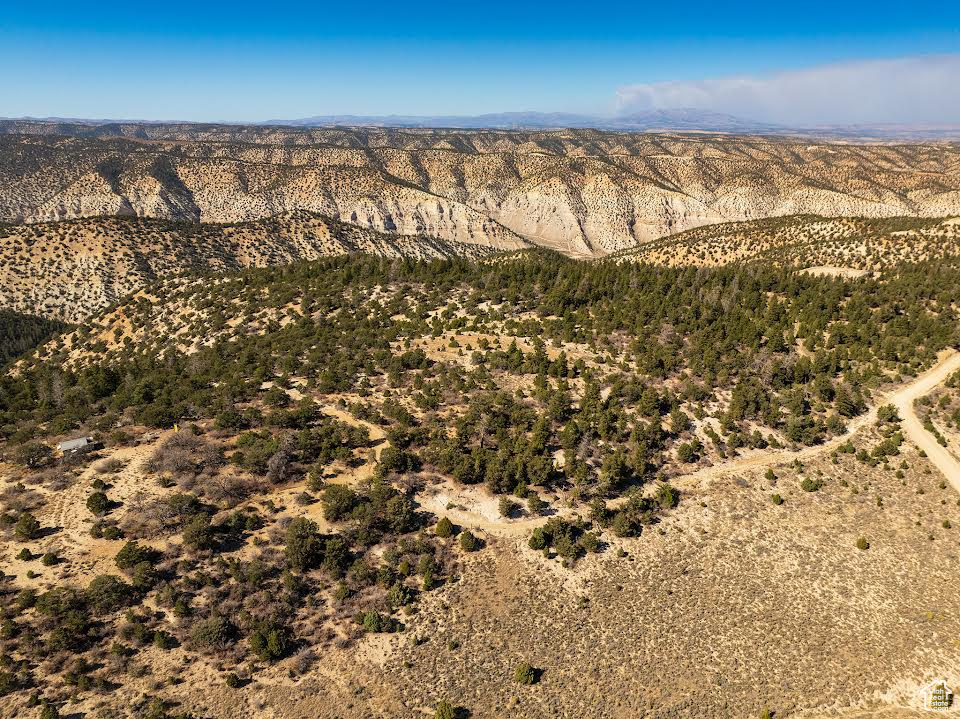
top-left (3, 0), bottom-right (959, 122)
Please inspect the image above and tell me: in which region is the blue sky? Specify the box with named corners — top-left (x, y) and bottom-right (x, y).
top-left (2, 0), bottom-right (959, 122)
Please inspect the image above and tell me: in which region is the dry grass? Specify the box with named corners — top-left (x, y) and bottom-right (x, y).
top-left (618, 215), bottom-right (960, 270)
top-left (3, 389), bottom-right (959, 718)
top-left (0, 212), bottom-right (505, 322)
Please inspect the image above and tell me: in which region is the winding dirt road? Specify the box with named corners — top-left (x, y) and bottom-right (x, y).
top-left (449, 350), bottom-right (960, 534)
top-left (656, 350), bottom-right (960, 493)
top-left (890, 350), bottom-right (960, 494)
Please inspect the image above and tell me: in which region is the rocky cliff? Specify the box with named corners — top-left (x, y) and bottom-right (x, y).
top-left (2, 124), bottom-right (959, 256)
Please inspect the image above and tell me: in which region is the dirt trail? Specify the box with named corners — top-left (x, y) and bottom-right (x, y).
top-left (417, 483), bottom-right (547, 538)
top-left (315, 403), bottom-right (387, 485)
top-left (414, 351), bottom-right (960, 535)
top-left (890, 350), bottom-right (960, 495)
top-left (659, 350), bottom-right (960, 493)
top-left (2, 432), bottom-right (175, 591)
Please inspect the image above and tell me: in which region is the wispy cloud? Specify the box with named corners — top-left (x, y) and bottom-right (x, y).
top-left (616, 55), bottom-right (960, 125)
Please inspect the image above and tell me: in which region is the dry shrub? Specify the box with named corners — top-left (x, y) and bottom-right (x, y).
top-left (259, 525), bottom-right (283, 548)
top-left (174, 473), bottom-right (200, 494)
top-left (196, 443), bottom-right (226, 474)
top-left (164, 432), bottom-right (202, 451)
top-left (42, 650), bottom-right (72, 675)
top-left (43, 469), bottom-right (74, 491)
top-left (147, 435), bottom-right (225, 481)
top-left (175, 471), bottom-right (262, 507)
top-left (95, 458), bottom-right (125, 474)
top-left (292, 648), bottom-right (317, 673)
top-left (200, 474), bottom-right (263, 507)
top-left (146, 444), bottom-right (195, 475)
top-left (266, 447), bottom-right (294, 484)
top-left (334, 633), bottom-right (355, 649)
top-left (122, 493), bottom-right (205, 537)
top-left (0, 483), bottom-right (44, 514)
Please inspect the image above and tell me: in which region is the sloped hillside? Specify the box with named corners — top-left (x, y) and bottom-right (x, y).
top-left (3, 253), bottom-right (960, 719)
top-left (2, 124), bottom-right (959, 256)
top-left (0, 211), bottom-right (515, 322)
top-left (617, 215), bottom-right (960, 270)
top-left (0, 309), bottom-right (68, 366)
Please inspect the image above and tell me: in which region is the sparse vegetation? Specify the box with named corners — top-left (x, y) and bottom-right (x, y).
top-left (1, 131), bottom-right (960, 719)
top-left (514, 661), bottom-right (539, 685)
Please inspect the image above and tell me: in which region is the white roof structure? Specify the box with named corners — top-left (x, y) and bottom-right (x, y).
top-left (57, 436), bottom-right (94, 452)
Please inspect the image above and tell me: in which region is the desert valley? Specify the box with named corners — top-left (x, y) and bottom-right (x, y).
top-left (0, 117), bottom-right (959, 719)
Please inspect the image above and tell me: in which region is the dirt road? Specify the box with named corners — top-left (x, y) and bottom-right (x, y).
top-left (422, 350), bottom-right (960, 534)
top-left (607, 350), bottom-right (960, 513)
top-left (890, 350), bottom-right (960, 495)
top-left (656, 350), bottom-right (960, 492)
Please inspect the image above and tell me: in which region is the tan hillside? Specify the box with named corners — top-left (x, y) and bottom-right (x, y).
top-left (2, 124), bottom-right (960, 256)
top-left (617, 215), bottom-right (960, 269)
top-left (0, 212), bottom-right (515, 323)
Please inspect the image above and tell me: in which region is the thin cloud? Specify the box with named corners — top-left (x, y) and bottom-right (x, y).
top-left (616, 55), bottom-right (960, 125)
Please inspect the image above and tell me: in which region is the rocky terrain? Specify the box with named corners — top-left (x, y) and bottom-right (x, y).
top-left (3, 122), bottom-right (960, 719)
top-left (2, 123), bottom-right (960, 256)
top-left (617, 215), bottom-right (960, 270)
top-left (0, 212), bottom-right (512, 322)
top-left (2, 251), bottom-right (960, 718)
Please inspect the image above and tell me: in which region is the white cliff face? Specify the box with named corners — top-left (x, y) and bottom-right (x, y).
top-left (2, 127), bottom-right (960, 257)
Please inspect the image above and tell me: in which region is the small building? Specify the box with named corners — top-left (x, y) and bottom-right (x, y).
top-left (57, 436), bottom-right (95, 454)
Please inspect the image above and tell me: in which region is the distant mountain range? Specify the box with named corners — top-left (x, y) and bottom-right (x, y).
top-left (4, 109), bottom-right (960, 139)
top-left (263, 109), bottom-right (960, 139)
top-left (265, 109), bottom-right (781, 133)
